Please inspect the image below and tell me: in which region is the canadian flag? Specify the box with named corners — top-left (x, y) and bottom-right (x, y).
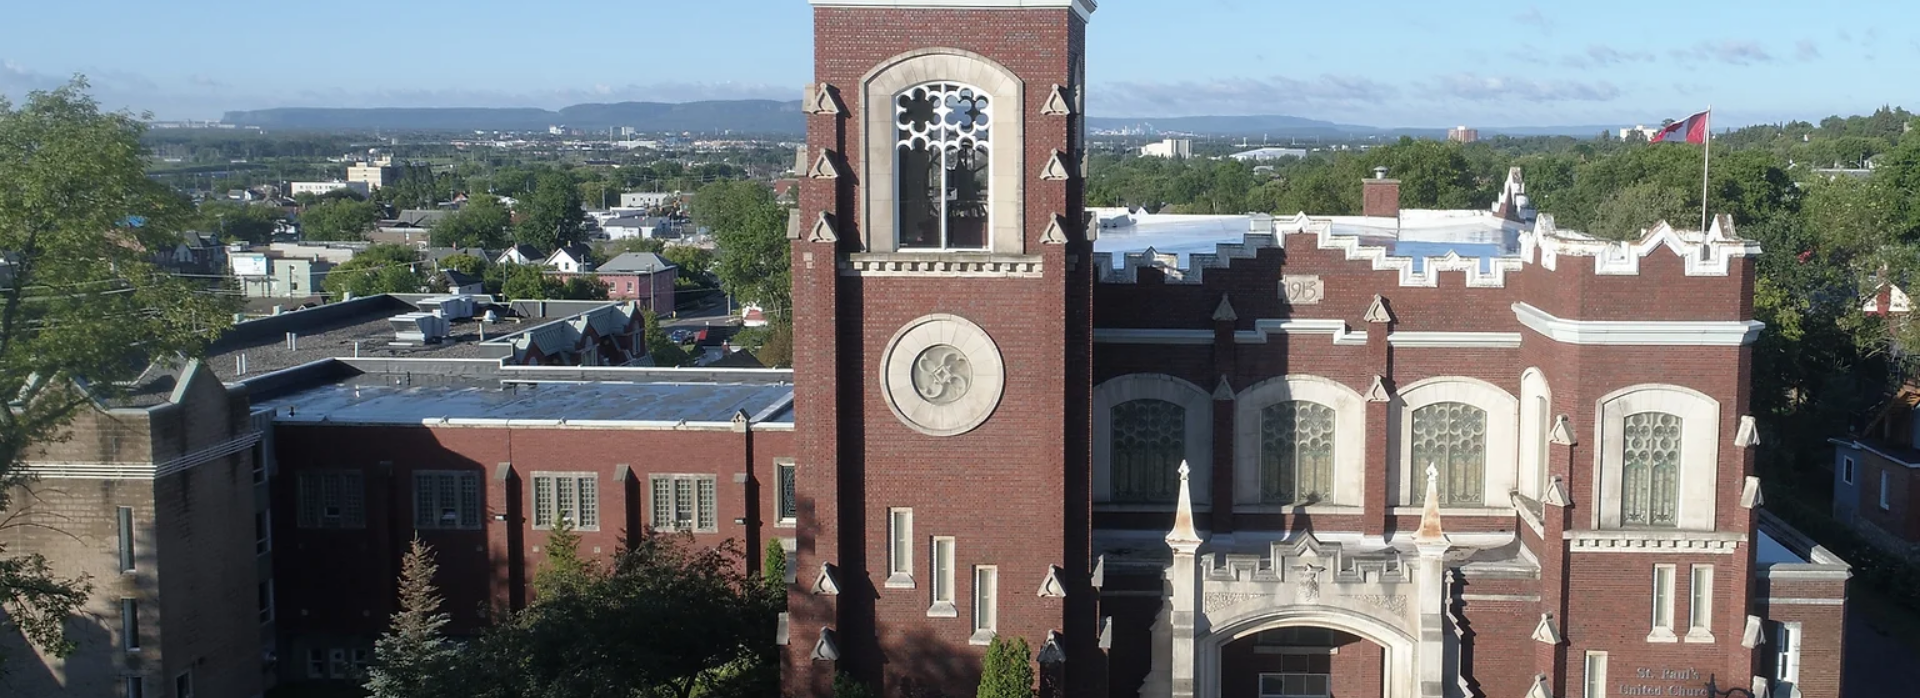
top-left (1650, 110), bottom-right (1710, 144)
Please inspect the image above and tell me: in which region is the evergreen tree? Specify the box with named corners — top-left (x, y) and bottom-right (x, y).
top-left (533, 517), bottom-right (591, 600)
top-left (977, 636), bottom-right (1034, 698)
top-left (365, 537), bottom-right (458, 698)
top-left (834, 671), bottom-right (877, 698)
top-left (761, 539), bottom-right (787, 609)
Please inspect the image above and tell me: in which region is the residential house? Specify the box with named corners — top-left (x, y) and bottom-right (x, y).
top-left (602, 216), bottom-right (671, 240)
top-left (435, 269), bottom-right (485, 295)
top-left (576, 252), bottom-right (677, 309)
top-left (154, 232), bottom-right (227, 276)
top-left (496, 244), bottom-right (544, 267)
top-left (542, 244), bottom-right (594, 274)
top-left (230, 252), bottom-right (335, 299)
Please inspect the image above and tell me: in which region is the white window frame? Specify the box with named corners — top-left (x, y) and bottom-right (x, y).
top-left (1234, 375), bottom-right (1366, 510)
top-left (535, 472), bottom-right (601, 531)
top-left (928, 536), bottom-right (957, 617)
top-left (1880, 470), bottom-right (1892, 511)
top-left (121, 598), bottom-right (140, 652)
top-left (1843, 456), bottom-right (1855, 485)
top-left (1772, 621), bottom-right (1800, 688)
top-left (1593, 385), bottom-right (1721, 531)
top-left (259, 579), bottom-right (275, 625)
top-left (775, 459), bottom-right (797, 527)
top-left (173, 671), bottom-right (192, 698)
top-left (117, 506), bottom-right (136, 573)
top-left (1584, 651), bottom-right (1608, 698)
top-left (297, 470), bottom-right (366, 529)
top-left (892, 81), bottom-right (995, 252)
top-left (1094, 374), bottom-right (1214, 508)
top-left (646, 474), bottom-right (713, 533)
top-left (414, 470), bottom-right (484, 531)
top-left (255, 509), bottom-right (272, 556)
top-left (1650, 564), bottom-right (1678, 642)
top-left (352, 648), bottom-right (370, 678)
top-left (1520, 368), bottom-right (1554, 500)
top-left (971, 565), bottom-right (998, 645)
top-left (1397, 377), bottom-right (1518, 508)
top-left (886, 508), bottom-right (914, 588)
top-left (328, 648), bottom-right (349, 679)
top-left (1686, 565), bottom-right (1714, 642)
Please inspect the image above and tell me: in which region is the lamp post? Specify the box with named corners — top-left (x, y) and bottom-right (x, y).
top-left (1702, 675), bottom-right (1755, 698)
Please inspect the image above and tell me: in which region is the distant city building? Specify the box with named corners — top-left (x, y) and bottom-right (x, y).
top-left (289, 181), bottom-right (371, 198)
top-left (1139, 138), bottom-right (1192, 159)
top-left (1448, 125), bottom-right (1480, 143)
top-left (346, 152), bottom-right (399, 191)
top-left (1228, 146), bottom-right (1309, 162)
top-left (1620, 124), bottom-right (1662, 141)
top-left (619, 192), bottom-right (677, 209)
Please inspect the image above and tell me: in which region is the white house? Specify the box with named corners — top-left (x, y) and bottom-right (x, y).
top-left (603, 216), bottom-right (671, 240)
top-left (496, 244), bottom-right (544, 266)
top-left (543, 245), bottom-right (594, 273)
top-left (619, 192), bottom-right (676, 209)
top-left (289, 181), bottom-right (371, 198)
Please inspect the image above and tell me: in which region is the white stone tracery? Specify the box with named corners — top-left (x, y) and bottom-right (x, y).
top-left (1592, 384), bottom-right (1721, 531)
top-left (895, 82), bottom-right (993, 250)
top-left (1094, 374), bottom-right (1213, 506)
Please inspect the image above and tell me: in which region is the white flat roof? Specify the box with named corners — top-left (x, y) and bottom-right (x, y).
top-left (1095, 211), bottom-right (1523, 272)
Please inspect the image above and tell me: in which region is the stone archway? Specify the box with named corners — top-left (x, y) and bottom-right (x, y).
top-left (1200, 606), bottom-right (1418, 698)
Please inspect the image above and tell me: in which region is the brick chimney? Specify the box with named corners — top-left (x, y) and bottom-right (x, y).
top-left (1363, 166), bottom-right (1400, 218)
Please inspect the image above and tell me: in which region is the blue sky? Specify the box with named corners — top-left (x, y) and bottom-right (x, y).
top-left (3, 0), bottom-right (1916, 127)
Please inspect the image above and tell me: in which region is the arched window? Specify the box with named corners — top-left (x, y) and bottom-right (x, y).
top-left (1622, 412), bottom-right (1683, 527)
top-left (1534, 395), bottom-right (1550, 498)
top-left (1261, 401), bottom-right (1335, 504)
top-left (1411, 402), bottom-right (1487, 506)
top-left (896, 83), bottom-right (991, 250)
top-left (1112, 399), bottom-right (1183, 503)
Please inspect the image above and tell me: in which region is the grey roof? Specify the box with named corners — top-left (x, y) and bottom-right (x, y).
top-left (597, 252), bottom-right (675, 274)
top-left (257, 380), bottom-right (795, 426)
top-left (424, 247), bottom-right (492, 263)
top-left (397, 210), bottom-right (450, 228)
top-left (604, 216), bottom-right (661, 228)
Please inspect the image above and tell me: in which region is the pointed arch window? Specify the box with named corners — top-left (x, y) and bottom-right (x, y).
top-left (1111, 399), bottom-right (1183, 503)
top-left (1411, 402), bottom-right (1486, 506)
top-left (896, 82), bottom-right (991, 250)
top-left (1622, 412), bottom-right (1682, 527)
top-left (1260, 401), bottom-right (1335, 505)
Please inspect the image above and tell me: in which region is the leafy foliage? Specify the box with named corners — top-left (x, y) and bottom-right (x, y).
top-left (367, 537), bottom-right (461, 698)
top-left (301, 197), bottom-right (382, 241)
top-left (533, 519), bottom-right (592, 601)
top-left (976, 635), bottom-right (1034, 698)
top-left (0, 78), bottom-right (234, 669)
top-left (690, 181), bottom-right (789, 318)
top-left (643, 310), bottom-right (693, 368)
top-left (439, 253), bottom-right (488, 278)
top-left (195, 199), bottom-right (285, 243)
top-left (514, 172), bottom-right (586, 252)
top-left (432, 194), bottom-right (512, 249)
top-left (834, 672), bottom-right (878, 698)
top-left (761, 539), bottom-right (787, 607)
top-left (325, 244), bottom-right (427, 298)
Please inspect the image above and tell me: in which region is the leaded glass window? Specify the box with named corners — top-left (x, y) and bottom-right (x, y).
top-left (1261, 401), bottom-right (1335, 504)
top-left (1622, 412), bottom-right (1682, 527)
top-left (896, 82), bottom-right (991, 250)
top-left (1411, 402), bottom-right (1486, 506)
top-left (1111, 399), bottom-right (1183, 503)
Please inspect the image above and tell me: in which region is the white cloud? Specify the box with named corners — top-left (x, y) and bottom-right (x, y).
top-left (1422, 74), bottom-right (1621, 103)
top-left (1670, 40), bottom-right (1774, 66)
top-left (1094, 74), bottom-right (1399, 118)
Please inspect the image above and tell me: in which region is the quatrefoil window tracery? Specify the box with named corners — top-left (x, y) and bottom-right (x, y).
top-left (895, 83), bottom-right (992, 152)
top-left (895, 83), bottom-right (992, 250)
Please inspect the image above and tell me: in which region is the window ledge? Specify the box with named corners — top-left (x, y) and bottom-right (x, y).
top-left (1684, 630), bottom-right (1716, 644)
top-left (775, 519), bottom-right (797, 529)
top-left (1233, 504), bottom-right (1364, 516)
top-left (969, 629), bottom-right (997, 646)
top-left (1095, 504), bottom-right (1212, 514)
top-left (927, 602), bottom-right (959, 618)
top-left (1646, 628), bottom-right (1679, 644)
top-left (1388, 506), bottom-right (1514, 517)
top-left (884, 574), bottom-right (916, 590)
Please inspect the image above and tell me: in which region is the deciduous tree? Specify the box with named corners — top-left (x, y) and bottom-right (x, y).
top-left (302, 197), bottom-right (381, 241)
top-left (431, 194), bottom-right (511, 249)
top-left (325, 244), bottom-right (427, 298)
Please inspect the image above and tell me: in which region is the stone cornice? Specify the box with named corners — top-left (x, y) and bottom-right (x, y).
top-left (808, 0), bottom-right (1096, 21)
top-left (1512, 302), bottom-right (1764, 346)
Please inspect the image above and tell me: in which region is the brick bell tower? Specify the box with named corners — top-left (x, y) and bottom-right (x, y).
top-left (787, 1), bottom-right (1098, 696)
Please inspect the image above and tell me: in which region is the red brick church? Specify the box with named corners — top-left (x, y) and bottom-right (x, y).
top-left (781, 2), bottom-right (1849, 698)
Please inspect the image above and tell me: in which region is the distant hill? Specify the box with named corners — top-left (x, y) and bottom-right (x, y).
top-left (222, 100), bottom-right (807, 133)
top-left (223, 100), bottom-right (1614, 139)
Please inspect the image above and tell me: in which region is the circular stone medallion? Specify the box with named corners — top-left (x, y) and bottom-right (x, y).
top-left (881, 314), bottom-right (1004, 437)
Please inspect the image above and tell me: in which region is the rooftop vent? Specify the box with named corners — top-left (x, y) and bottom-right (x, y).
top-left (390, 312), bottom-right (450, 344)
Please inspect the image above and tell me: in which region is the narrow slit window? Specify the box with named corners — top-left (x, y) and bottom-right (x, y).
top-left (117, 506), bottom-right (135, 572)
top-left (1584, 652), bottom-right (1608, 698)
top-left (121, 598), bottom-right (140, 651)
top-left (930, 536), bottom-right (956, 612)
top-left (887, 508), bottom-right (914, 586)
top-left (1688, 565), bottom-right (1713, 634)
top-left (1652, 565), bottom-right (1676, 634)
top-left (972, 566), bottom-right (998, 644)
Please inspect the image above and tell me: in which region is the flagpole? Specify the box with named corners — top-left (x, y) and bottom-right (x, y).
top-left (1701, 106), bottom-right (1712, 232)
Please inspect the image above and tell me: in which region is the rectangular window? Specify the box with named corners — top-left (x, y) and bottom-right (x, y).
top-left (1844, 456), bottom-right (1855, 485)
top-left (258, 580), bottom-right (274, 625)
top-left (1584, 652), bottom-right (1608, 698)
top-left (297, 471), bottom-right (366, 529)
top-left (307, 649), bottom-right (324, 679)
top-left (775, 460), bottom-right (797, 525)
top-left (1881, 470), bottom-right (1892, 510)
top-left (251, 443), bottom-right (266, 485)
top-left (1688, 565), bottom-right (1713, 636)
top-left (414, 471), bottom-right (483, 530)
top-left (930, 536), bottom-right (956, 613)
top-left (972, 566), bottom-right (998, 644)
top-left (255, 510), bottom-right (271, 556)
top-left (533, 473), bottom-right (600, 530)
top-left (117, 506), bottom-right (135, 573)
top-left (1258, 672), bottom-right (1332, 698)
top-left (120, 598), bottom-right (140, 651)
top-left (173, 672), bottom-right (192, 698)
top-left (887, 508), bottom-right (913, 587)
top-left (646, 474), bottom-right (714, 533)
top-left (124, 676), bottom-right (144, 698)
top-left (329, 648), bottom-right (349, 679)
top-left (1771, 621), bottom-right (1800, 686)
top-left (1652, 565), bottom-right (1676, 638)
top-left (352, 648), bottom-right (370, 678)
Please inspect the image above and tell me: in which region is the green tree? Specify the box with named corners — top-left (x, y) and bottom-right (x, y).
top-left (325, 244), bottom-right (427, 298)
top-left (691, 181), bottom-right (790, 320)
top-left (438, 254), bottom-right (487, 278)
top-left (534, 518), bottom-right (591, 600)
top-left (0, 78), bottom-right (235, 669)
top-left (661, 245), bottom-right (715, 280)
top-left (643, 309), bottom-right (693, 368)
top-left (976, 635), bottom-right (1034, 698)
top-left (302, 197), bottom-right (382, 242)
top-left (196, 200), bottom-right (284, 243)
top-left (515, 172), bottom-right (586, 252)
top-left (761, 539), bottom-right (787, 607)
top-left (560, 276), bottom-right (609, 301)
top-left (834, 672), bottom-right (878, 698)
top-left (431, 194), bottom-right (511, 248)
top-left (1586, 182), bottom-right (1694, 240)
top-left (499, 264), bottom-right (562, 300)
top-left (366, 537), bottom-right (460, 698)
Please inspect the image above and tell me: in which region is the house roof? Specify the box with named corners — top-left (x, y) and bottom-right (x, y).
top-left (424, 247), bottom-right (492, 264)
top-left (597, 252), bottom-right (675, 274)
top-left (544, 243), bottom-right (592, 265)
top-left (604, 216), bottom-right (662, 228)
top-left (498, 244), bottom-right (544, 262)
top-left (440, 269), bottom-right (483, 287)
top-left (396, 210), bottom-right (450, 228)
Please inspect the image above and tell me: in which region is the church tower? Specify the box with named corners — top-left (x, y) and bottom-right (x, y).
top-left (787, 1), bottom-right (1099, 696)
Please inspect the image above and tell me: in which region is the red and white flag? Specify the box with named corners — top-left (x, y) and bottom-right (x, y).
top-left (1650, 110), bottom-right (1710, 144)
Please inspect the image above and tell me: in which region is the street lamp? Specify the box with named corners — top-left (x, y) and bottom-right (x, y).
top-left (1702, 675), bottom-right (1755, 698)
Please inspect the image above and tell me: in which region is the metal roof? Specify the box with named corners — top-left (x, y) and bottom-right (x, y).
top-left (258, 379), bottom-right (795, 427)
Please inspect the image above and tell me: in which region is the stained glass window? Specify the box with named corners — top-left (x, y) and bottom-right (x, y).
top-left (1112, 399), bottom-right (1183, 504)
top-left (1411, 402), bottom-right (1487, 506)
top-left (1622, 412), bottom-right (1682, 527)
top-left (897, 83), bottom-right (991, 250)
top-left (1261, 401), bottom-right (1335, 504)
